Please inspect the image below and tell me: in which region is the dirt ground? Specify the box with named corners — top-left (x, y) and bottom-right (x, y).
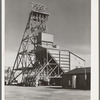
top-left (5, 85), bottom-right (90, 100)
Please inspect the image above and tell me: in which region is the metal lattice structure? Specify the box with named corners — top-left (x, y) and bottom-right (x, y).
top-left (5, 67), bottom-right (12, 84)
top-left (9, 3), bottom-right (85, 86)
top-left (9, 3), bottom-right (49, 85)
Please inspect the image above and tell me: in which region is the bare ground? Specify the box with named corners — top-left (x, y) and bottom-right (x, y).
top-left (5, 85), bottom-right (90, 100)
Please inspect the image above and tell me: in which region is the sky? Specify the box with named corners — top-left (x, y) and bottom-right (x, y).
top-left (5, 0), bottom-right (91, 68)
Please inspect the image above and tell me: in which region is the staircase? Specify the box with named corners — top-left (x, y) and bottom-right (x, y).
top-left (20, 47), bottom-right (71, 86)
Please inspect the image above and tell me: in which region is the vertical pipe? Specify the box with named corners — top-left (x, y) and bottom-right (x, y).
top-left (85, 68), bottom-right (87, 89)
top-left (69, 51), bottom-right (70, 71)
top-left (58, 50), bottom-right (60, 76)
top-left (47, 50), bottom-right (48, 76)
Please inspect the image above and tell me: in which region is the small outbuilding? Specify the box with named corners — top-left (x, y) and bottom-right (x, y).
top-left (62, 67), bottom-right (90, 90)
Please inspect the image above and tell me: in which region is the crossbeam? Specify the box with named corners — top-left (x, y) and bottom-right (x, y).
top-left (30, 2), bottom-right (48, 14)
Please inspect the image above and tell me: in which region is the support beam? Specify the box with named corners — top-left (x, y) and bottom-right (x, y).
top-left (47, 65), bottom-right (58, 78)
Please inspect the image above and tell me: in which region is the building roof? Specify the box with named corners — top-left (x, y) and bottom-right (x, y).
top-left (63, 67), bottom-right (90, 75)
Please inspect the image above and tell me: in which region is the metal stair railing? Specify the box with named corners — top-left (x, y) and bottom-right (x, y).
top-left (36, 58), bottom-right (53, 79)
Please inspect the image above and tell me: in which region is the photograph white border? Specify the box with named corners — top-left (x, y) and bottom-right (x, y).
top-left (91, 0), bottom-right (99, 100)
top-left (2, 0), bottom-right (99, 100)
top-left (2, 0), bottom-right (5, 100)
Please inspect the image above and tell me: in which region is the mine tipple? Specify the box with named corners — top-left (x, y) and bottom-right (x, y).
top-left (8, 3), bottom-right (85, 86)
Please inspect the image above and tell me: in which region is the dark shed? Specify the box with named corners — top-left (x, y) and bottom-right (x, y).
top-left (62, 67), bottom-right (90, 90)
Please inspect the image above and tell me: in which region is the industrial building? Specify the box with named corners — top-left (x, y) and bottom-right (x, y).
top-left (62, 67), bottom-right (90, 90)
top-left (5, 67), bottom-right (12, 85)
top-left (8, 3), bottom-right (85, 86)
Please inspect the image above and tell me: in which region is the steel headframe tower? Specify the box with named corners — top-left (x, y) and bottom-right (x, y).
top-left (9, 2), bottom-right (49, 85)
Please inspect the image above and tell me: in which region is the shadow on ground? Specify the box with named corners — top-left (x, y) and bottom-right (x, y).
top-left (46, 86), bottom-right (63, 89)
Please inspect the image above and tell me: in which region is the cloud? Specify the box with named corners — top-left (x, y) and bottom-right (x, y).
top-left (59, 44), bottom-right (90, 54)
top-left (5, 51), bottom-right (17, 68)
top-left (59, 44), bottom-right (91, 66)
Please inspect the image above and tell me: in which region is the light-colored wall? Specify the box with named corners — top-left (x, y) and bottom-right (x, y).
top-left (48, 49), bottom-right (85, 71)
top-left (41, 33), bottom-right (54, 42)
top-left (70, 53), bottom-right (85, 70)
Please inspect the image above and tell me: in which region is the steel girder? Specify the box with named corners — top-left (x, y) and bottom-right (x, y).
top-left (9, 3), bottom-right (49, 85)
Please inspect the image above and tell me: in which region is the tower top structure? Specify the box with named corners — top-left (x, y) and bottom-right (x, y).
top-left (30, 2), bottom-right (49, 15)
